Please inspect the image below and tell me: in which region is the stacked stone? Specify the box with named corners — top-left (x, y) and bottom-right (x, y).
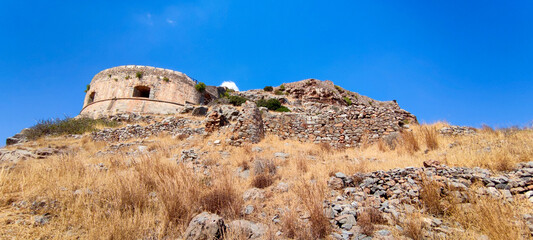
top-left (439, 126), bottom-right (477, 136)
top-left (325, 161), bottom-right (533, 239)
top-left (230, 102), bottom-right (265, 145)
top-left (263, 103), bottom-right (416, 147)
top-left (91, 117), bottom-right (204, 142)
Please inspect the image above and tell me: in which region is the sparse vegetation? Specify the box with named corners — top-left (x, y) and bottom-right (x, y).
top-left (163, 77), bottom-right (169, 82)
top-left (279, 84), bottom-right (285, 91)
top-left (84, 84), bottom-right (90, 93)
top-left (263, 86), bottom-right (273, 92)
top-left (256, 98), bottom-right (290, 112)
top-left (274, 90), bottom-right (284, 95)
top-left (136, 71), bottom-right (143, 79)
top-left (195, 82), bottom-right (206, 92)
top-left (125, 75), bottom-right (131, 80)
top-left (227, 95), bottom-right (247, 106)
top-left (334, 85), bottom-right (343, 93)
top-left (1, 117), bottom-right (533, 239)
top-left (24, 117), bottom-right (120, 140)
top-left (343, 96), bottom-right (352, 106)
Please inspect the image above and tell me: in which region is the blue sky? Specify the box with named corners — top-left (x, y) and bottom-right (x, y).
top-left (1, 1), bottom-right (532, 145)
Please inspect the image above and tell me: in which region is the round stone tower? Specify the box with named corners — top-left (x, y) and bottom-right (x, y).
top-left (80, 65), bottom-right (202, 118)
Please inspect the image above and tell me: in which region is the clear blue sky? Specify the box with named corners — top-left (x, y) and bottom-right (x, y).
top-left (1, 1), bottom-right (532, 145)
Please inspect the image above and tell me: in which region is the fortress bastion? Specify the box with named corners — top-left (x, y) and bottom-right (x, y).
top-left (80, 65), bottom-right (221, 118)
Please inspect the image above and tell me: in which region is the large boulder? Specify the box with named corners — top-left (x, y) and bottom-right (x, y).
top-left (227, 220), bottom-right (268, 239)
top-left (183, 212), bottom-right (226, 240)
top-left (230, 101), bottom-right (265, 145)
top-left (192, 107), bottom-right (209, 116)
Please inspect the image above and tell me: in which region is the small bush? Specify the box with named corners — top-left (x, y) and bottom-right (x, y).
top-left (114, 78), bottom-right (118, 82)
top-left (275, 106), bottom-right (291, 112)
top-left (84, 84), bottom-right (90, 93)
top-left (163, 77), bottom-right (169, 82)
top-left (335, 85), bottom-right (343, 93)
top-left (251, 174), bottom-right (274, 189)
top-left (257, 98), bottom-right (283, 110)
top-left (195, 82), bottom-right (206, 92)
top-left (263, 86), bottom-right (273, 92)
top-left (274, 90), bottom-right (284, 95)
top-left (136, 72), bottom-right (143, 79)
top-left (24, 117), bottom-right (120, 140)
top-left (279, 84), bottom-right (285, 91)
top-left (343, 96), bottom-right (352, 106)
top-left (108, 74), bottom-right (112, 78)
top-left (125, 75), bottom-right (131, 80)
top-left (227, 95), bottom-right (247, 106)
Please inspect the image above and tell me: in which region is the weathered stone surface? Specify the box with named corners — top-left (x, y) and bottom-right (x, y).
top-left (230, 101), bottom-right (265, 145)
top-left (205, 111), bottom-right (229, 133)
top-left (228, 220), bottom-right (268, 239)
top-left (183, 212), bottom-right (226, 240)
top-left (192, 107), bottom-right (208, 116)
top-left (326, 161), bottom-right (533, 238)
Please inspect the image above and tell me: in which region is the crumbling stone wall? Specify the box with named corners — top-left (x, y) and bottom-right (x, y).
top-left (263, 103), bottom-right (416, 147)
top-left (80, 65), bottom-right (204, 118)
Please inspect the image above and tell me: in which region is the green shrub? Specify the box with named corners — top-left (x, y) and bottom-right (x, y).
top-left (275, 90), bottom-right (284, 95)
top-left (279, 84), bottom-right (286, 91)
top-left (136, 71), bottom-right (143, 79)
top-left (125, 75), bottom-right (131, 80)
top-left (195, 82), bottom-right (206, 92)
top-left (163, 77), bottom-right (169, 82)
top-left (257, 98), bottom-right (281, 110)
top-left (226, 89), bottom-right (235, 93)
top-left (108, 74), bottom-right (112, 78)
top-left (275, 106), bottom-right (291, 112)
top-left (227, 95), bottom-right (247, 106)
top-left (343, 97), bottom-right (352, 106)
top-left (257, 98), bottom-right (290, 112)
top-left (114, 78), bottom-right (118, 82)
top-left (335, 85), bottom-right (343, 93)
top-left (84, 84), bottom-right (90, 93)
top-left (264, 86), bottom-right (273, 92)
top-left (24, 117), bottom-right (120, 140)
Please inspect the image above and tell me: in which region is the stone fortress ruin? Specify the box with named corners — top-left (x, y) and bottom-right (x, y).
top-left (73, 65), bottom-right (419, 147)
top-left (80, 65), bottom-right (223, 118)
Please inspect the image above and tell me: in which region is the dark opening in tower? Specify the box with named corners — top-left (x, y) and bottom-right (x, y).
top-left (133, 86), bottom-right (150, 98)
top-left (87, 92), bottom-right (96, 104)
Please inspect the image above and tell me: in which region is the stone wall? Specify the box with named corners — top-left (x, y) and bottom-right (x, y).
top-left (80, 65), bottom-right (202, 117)
top-left (262, 103), bottom-right (416, 147)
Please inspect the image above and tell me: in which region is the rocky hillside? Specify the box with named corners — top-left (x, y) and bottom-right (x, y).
top-left (1, 79), bottom-right (532, 240)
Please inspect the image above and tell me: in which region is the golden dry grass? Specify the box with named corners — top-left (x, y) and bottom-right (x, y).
top-left (0, 122), bottom-right (532, 239)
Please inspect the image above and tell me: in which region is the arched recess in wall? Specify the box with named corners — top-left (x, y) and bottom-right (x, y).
top-left (87, 92), bottom-right (96, 105)
top-left (133, 86), bottom-right (151, 98)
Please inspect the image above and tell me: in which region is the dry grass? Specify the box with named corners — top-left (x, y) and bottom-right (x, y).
top-left (1, 122), bottom-right (532, 239)
top-left (400, 130), bottom-right (420, 154)
top-left (419, 175), bottom-right (448, 215)
top-left (357, 206), bottom-right (385, 236)
top-left (448, 194), bottom-right (529, 239)
top-left (421, 125), bottom-right (439, 151)
top-left (401, 212), bottom-right (424, 240)
top-left (294, 180), bottom-right (331, 238)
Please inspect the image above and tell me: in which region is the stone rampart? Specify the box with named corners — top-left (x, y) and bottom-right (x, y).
top-left (263, 103), bottom-right (416, 147)
top-left (80, 65), bottom-right (202, 117)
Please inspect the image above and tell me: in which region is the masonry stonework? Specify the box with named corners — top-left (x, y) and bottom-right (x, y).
top-left (80, 65), bottom-right (203, 118)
